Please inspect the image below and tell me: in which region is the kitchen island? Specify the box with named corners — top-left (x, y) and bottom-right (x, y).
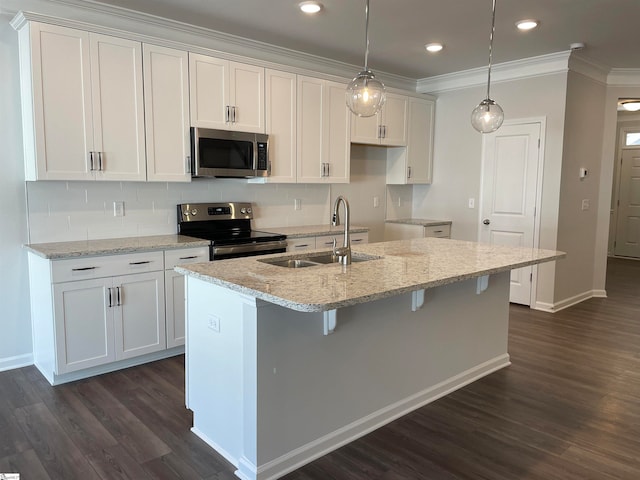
top-left (176, 238), bottom-right (564, 480)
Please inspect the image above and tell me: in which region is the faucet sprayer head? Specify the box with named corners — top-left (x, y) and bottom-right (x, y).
top-left (332, 212), bottom-right (340, 226)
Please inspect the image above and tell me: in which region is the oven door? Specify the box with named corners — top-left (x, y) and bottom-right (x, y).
top-left (211, 240), bottom-right (287, 260)
top-left (192, 128), bottom-right (257, 178)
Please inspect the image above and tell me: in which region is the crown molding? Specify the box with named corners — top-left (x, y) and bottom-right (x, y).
top-left (5, 0), bottom-right (417, 90)
top-left (607, 68), bottom-right (640, 87)
top-left (568, 54), bottom-right (610, 85)
top-left (416, 51), bottom-right (573, 94)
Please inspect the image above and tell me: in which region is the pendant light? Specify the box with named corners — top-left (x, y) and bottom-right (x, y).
top-left (471, 0), bottom-right (504, 133)
top-left (346, 0), bottom-right (386, 117)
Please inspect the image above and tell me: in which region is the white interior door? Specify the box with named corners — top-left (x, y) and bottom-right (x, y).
top-left (614, 149), bottom-right (640, 257)
top-left (480, 122), bottom-right (541, 305)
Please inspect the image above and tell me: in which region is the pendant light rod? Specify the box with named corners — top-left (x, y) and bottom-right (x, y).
top-left (363, 0), bottom-right (371, 71)
top-left (486, 0), bottom-right (497, 100)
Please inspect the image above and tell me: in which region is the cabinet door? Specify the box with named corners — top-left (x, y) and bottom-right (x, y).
top-left (113, 271), bottom-right (166, 360)
top-left (189, 53), bottom-right (228, 129)
top-left (350, 110), bottom-right (380, 145)
top-left (53, 278), bottom-right (114, 374)
top-left (297, 76), bottom-right (324, 183)
top-left (381, 93), bottom-right (408, 146)
top-left (406, 97), bottom-right (435, 184)
top-left (265, 69), bottom-right (297, 182)
top-left (164, 246), bottom-right (209, 348)
top-left (229, 61), bottom-right (264, 133)
top-left (165, 270), bottom-right (186, 348)
top-left (21, 23), bottom-right (94, 180)
top-left (324, 80), bottom-right (350, 183)
top-left (90, 34), bottom-right (146, 181)
top-left (144, 44), bottom-right (191, 182)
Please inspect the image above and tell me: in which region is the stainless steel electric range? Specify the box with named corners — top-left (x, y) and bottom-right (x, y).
top-left (176, 202), bottom-right (287, 260)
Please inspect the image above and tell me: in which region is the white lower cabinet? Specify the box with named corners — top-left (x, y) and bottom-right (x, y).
top-left (28, 249), bottom-right (181, 384)
top-left (384, 223), bottom-right (451, 241)
top-left (164, 247), bottom-right (209, 348)
top-left (286, 231), bottom-right (368, 252)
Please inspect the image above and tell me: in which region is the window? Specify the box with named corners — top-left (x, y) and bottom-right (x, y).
top-left (625, 132), bottom-right (640, 146)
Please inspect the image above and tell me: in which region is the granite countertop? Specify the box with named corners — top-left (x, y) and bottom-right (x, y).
top-left (25, 234), bottom-right (210, 259)
top-left (385, 218), bottom-right (452, 226)
top-left (176, 238), bottom-right (565, 313)
top-left (263, 224), bottom-right (369, 238)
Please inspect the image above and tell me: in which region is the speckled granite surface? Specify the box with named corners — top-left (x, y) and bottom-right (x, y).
top-left (385, 218), bottom-right (452, 226)
top-left (176, 237), bottom-right (565, 312)
top-left (25, 235), bottom-right (210, 259)
top-left (263, 224), bottom-right (369, 238)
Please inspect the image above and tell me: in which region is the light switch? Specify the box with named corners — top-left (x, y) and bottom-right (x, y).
top-left (113, 201), bottom-right (124, 217)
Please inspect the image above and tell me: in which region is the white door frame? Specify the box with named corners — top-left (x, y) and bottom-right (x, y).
top-left (612, 126), bottom-right (640, 257)
top-left (478, 116), bottom-right (547, 307)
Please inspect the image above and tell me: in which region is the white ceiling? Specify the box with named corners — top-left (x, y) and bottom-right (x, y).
top-left (74, 0), bottom-right (640, 80)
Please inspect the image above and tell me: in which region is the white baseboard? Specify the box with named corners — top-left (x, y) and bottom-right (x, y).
top-left (231, 354), bottom-right (511, 480)
top-left (0, 353), bottom-right (34, 372)
top-left (533, 289), bottom-right (607, 313)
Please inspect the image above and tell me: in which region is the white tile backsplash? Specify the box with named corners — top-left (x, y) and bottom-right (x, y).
top-left (25, 145), bottom-right (397, 244)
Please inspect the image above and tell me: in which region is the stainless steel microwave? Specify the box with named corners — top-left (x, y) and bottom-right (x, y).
top-left (190, 128), bottom-right (269, 178)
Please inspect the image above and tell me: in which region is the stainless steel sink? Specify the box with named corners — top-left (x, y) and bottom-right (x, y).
top-left (264, 259), bottom-right (320, 268)
top-left (259, 252), bottom-right (380, 268)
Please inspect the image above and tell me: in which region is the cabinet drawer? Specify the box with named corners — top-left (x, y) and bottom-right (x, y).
top-left (423, 224), bottom-right (450, 238)
top-left (286, 237), bottom-right (315, 252)
top-left (164, 247), bottom-right (210, 269)
top-left (316, 235), bottom-right (338, 249)
top-left (52, 251), bottom-right (164, 283)
top-left (350, 232), bottom-right (369, 244)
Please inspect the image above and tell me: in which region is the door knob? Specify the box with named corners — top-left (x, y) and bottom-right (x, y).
top-left (483, 219), bottom-right (491, 225)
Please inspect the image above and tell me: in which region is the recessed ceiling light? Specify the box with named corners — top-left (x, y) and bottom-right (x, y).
top-left (516, 19), bottom-right (539, 31)
top-left (621, 101), bottom-right (640, 112)
top-left (425, 43), bottom-right (443, 53)
top-left (299, 1), bottom-right (323, 14)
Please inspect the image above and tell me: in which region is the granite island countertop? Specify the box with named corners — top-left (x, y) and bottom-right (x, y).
top-left (176, 237), bottom-right (565, 312)
top-left (25, 234), bottom-right (210, 259)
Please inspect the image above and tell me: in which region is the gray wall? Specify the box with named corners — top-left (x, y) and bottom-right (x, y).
top-left (0, 16), bottom-right (32, 369)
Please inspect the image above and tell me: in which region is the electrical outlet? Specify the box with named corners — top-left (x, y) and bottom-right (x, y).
top-left (113, 201), bottom-right (124, 217)
top-left (208, 314), bottom-right (220, 332)
top-left (294, 199), bottom-right (301, 211)
top-left (468, 198), bottom-right (475, 209)
top-left (581, 199), bottom-right (590, 211)
top-left (373, 196), bottom-right (380, 208)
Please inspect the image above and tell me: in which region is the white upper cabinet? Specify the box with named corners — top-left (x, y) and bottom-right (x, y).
top-left (297, 76), bottom-right (350, 183)
top-left (143, 44), bottom-right (191, 182)
top-left (89, 34), bottom-right (146, 181)
top-left (189, 53), bottom-right (265, 133)
top-left (386, 96), bottom-right (435, 185)
top-left (351, 92), bottom-right (408, 147)
top-left (17, 22), bottom-right (146, 181)
top-left (264, 69), bottom-right (297, 183)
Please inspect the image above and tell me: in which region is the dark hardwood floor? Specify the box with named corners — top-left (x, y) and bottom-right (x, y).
top-left (1, 258), bottom-right (638, 479)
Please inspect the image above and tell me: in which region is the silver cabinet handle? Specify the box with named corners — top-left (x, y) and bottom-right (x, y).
top-left (295, 244), bottom-right (310, 248)
top-left (232, 106), bottom-right (237, 123)
top-left (116, 286), bottom-right (122, 306)
top-left (483, 219), bottom-right (491, 225)
top-left (225, 105), bottom-right (231, 123)
top-left (185, 156), bottom-right (191, 174)
top-left (352, 238), bottom-right (363, 243)
top-left (408, 166), bottom-right (412, 179)
top-left (378, 124), bottom-right (382, 139)
top-left (129, 260), bottom-right (151, 265)
top-left (179, 255), bottom-right (199, 260)
top-left (382, 125), bottom-right (387, 138)
top-left (326, 163), bottom-right (330, 177)
top-left (107, 287), bottom-right (113, 308)
top-left (71, 266), bottom-right (97, 271)
top-left (88, 152), bottom-right (95, 171)
top-left (98, 151), bottom-right (103, 171)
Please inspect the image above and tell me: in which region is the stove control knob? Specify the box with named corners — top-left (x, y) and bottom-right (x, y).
top-left (240, 208), bottom-right (247, 214)
top-left (191, 209), bottom-right (197, 216)
top-left (246, 207), bottom-right (252, 214)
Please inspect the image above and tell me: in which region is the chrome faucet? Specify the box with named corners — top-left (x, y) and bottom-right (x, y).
top-left (331, 195), bottom-right (351, 265)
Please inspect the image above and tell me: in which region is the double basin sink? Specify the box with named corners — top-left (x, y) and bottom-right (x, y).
top-left (259, 252), bottom-right (378, 269)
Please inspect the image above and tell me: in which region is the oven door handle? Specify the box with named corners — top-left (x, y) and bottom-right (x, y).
top-left (212, 240), bottom-right (287, 257)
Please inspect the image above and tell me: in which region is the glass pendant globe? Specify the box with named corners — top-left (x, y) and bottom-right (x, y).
top-left (471, 98), bottom-right (504, 133)
top-left (346, 70), bottom-right (386, 117)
